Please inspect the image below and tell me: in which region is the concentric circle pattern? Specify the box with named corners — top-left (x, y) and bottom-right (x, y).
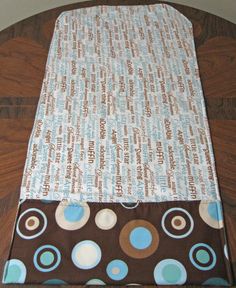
top-left (33, 245), bottom-right (61, 272)
top-left (106, 259), bottom-right (128, 281)
top-left (154, 259), bottom-right (187, 285)
top-left (71, 240), bottom-right (101, 269)
top-left (189, 243), bottom-right (217, 271)
top-left (119, 220), bottom-right (159, 259)
top-left (16, 208), bottom-right (47, 240)
top-left (161, 207), bottom-right (194, 239)
top-left (3, 259), bottom-right (27, 284)
top-left (95, 208), bottom-right (117, 230)
top-left (25, 216), bottom-right (40, 230)
top-left (55, 200), bottom-right (90, 230)
top-left (199, 201), bottom-right (224, 229)
top-left (6, 200), bottom-right (230, 284)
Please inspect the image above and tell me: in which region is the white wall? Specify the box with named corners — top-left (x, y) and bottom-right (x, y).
top-left (0, 0), bottom-right (82, 31)
top-left (0, 0), bottom-right (235, 31)
top-left (165, 0), bottom-right (236, 24)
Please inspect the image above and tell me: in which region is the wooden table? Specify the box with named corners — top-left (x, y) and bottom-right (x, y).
top-left (0, 0), bottom-right (235, 286)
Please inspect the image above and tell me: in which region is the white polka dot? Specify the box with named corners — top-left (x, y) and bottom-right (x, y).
top-left (71, 240), bottom-right (101, 269)
top-left (76, 245), bottom-right (97, 266)
top-left (95, 209), bottom-right (117, 230)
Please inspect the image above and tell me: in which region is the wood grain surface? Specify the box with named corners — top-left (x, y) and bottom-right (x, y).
top-left (0, 0), bottom-right (235, 287)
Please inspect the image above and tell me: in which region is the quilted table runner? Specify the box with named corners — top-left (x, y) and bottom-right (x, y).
top-left (2, 4), bottom-right (233, 286)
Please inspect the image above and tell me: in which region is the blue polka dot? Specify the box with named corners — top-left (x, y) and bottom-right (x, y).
top-left (64, 204), bottom-right (84, 222)
top-left (106, 260), bottom-right (128, 281)
top-left (129, 227), bottom-right (152, 249)
top-left (207, 202), bottom-right (222, 221)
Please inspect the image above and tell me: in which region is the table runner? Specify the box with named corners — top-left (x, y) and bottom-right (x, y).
top-left (2, 4), bottom-right (233, 285)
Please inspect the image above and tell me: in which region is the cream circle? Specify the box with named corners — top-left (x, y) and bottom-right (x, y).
top-left (25, 216), bottom-right (40, 231)
top-left (72, 240), bottom-right (101, 269)
top-left (171, 216), bottom-right (186, 230)
top-left (76, 244), bottom-right (98, 266)
top-left (95, 209), bottom-right (117, 230)
top-left (112, 267), bottom-right (120, 275)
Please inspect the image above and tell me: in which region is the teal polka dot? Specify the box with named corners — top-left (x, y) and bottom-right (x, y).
top-left (207, 202), bottom-right (222, 221)
top-left (64, 204), bottom-right (84, 222)
top-left (154, 259), bottom-right (187, 285)
top-left (40, 251), bottom-right (55, 266)
top-left (3, 259), bottom-right (26, 284)
top-left (4, 265), bottom-right (21, 283)
top-left (203, 277), bottom-right (229, 286)
top-left (86, 279), bottom-right (106, 285)
top-left (43, 279), bottom-right (67, 285)
top-left (196, 249), bottom-right (210, 264)
top-left (162, 264), bottom-right (182, 284)
top-left (129, 227), bottom-right (152, 249)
